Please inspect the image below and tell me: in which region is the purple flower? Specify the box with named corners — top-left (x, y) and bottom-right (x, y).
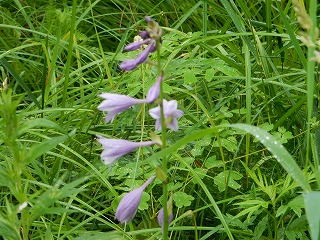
top-left (97, 136), bottom-right (156, 165)
top-left (119, 59), bottom-right (138, 71)
top-left (119, 17), bottom-right (161, 71)
top-left (145, 16), bottom-right (152, 22)
top-left (149, 100), bottom-right (184, 131)
top-left (124, 39), bottom-right (151, 51)
top-left (134, 42), bottom-right (155, 64)
top-left (140, 31), bottom-right (150, 39)
top-left (157, 208), bottom-right (173, 227)
top-left (115, 176), bottom-right (156, 223)
top-left (98, 93), bottom-right (146, 123)
top-left (146, 75), bottom-right (162, 103)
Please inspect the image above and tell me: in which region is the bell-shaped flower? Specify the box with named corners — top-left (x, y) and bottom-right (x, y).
top-left (97, 136), bottom-right (157, 165)
top-left (115, 176), bottom-right (156, 223)
top-left (124, 39), bottom-right (151, 51)
top-left (149, 99), bottom-right (184, 131)
top-left (146, 75), bottom-right (162, 103)
top-left (120, 42), bottom-right (156, 71)
top-left (98, 93), bottom-right (147, 123)
top-left (157, 208), bottom-right (173, 228)
top-left (119, 17), bottom-right (160, 71)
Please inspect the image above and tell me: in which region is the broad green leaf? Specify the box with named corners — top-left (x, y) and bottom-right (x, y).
top-left (173, 192), bottom-right (194, 208)
top-left (184, 69), bottom-right (197, 84)
top-left (304, 192), bottom-right (320, 240)
top-left (204, 156), bottom-right (224, 169)
top-left (190, 146), bottom-right (203, 156)
top-left (167, 182), bottom-right (183, 191)
top-left (230, 124), bottom-right (311, 192)
top-left (138, 192), bottom-right (150, 210)
top-left (205, 68), bottom-right (215, 82)
top-left (214, 170), bottom-right (243, 192)
top-left (213, 136), bottom-right (237, 152)
top-left (192, 168), bottom-right (207, 184)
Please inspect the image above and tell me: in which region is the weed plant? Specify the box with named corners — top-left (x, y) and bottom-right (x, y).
top-left (0, 0), bottom-right (319, 239)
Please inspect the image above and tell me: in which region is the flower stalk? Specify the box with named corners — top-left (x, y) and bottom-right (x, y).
top-left (155, 36), bottom-right (169, 239)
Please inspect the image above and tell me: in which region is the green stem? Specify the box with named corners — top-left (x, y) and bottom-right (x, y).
top-left (306, 0), bottom-right (316, 164)
top-left (156, 38), bottom-right (169, 239)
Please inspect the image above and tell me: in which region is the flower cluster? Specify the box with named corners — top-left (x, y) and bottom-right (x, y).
top-left (97, 17), bottom-right (179, 230)
top-left (120, 16), bottom-right (162, 71)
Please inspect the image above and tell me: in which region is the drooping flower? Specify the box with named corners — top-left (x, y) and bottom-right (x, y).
top-left (115, 176), bottom-right (156, 223)
top-left (149, 99), bottom-right (184, 131)
top-left (157, 195), bottom-right (173, 230)
top-left (97, 136), bottom-right (157, 165)
top-left (146, 75), bottom-right (162, 103)
top-left (120, 41), bottom-right (156, 71)
top-left (124, 39), bottom-right (151, 51)
top-left (98, 93), bottom-right (147, 123)
top-left (157, 208), bottom-right (173, 228)
top-left (119, 17), bottom-right (161, 71)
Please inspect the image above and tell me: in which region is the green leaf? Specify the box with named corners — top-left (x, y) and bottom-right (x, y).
top-left (0, 211), bottom-right (21, 240)
top-left (205, 68), bottom-right (215, 82)
top-left (167, 182), bottom-right (183, 191)
top-left (192, 168), bottom-right (207, 184)
top-left (18, 118), bottom-right (66, 136)
top-left (234, 199), bottom-right (268, 220)
top-left (304, 192), bottom-right (320, 240)
top-left (173, 192), bottom-right (194, 208)
top-left (254, 216), bottom-right (268, 240)
top-left (276, 196), bottom-right (304, 218)
top-left (214, 170), bottom-right (243, 192)
top-left (138, 192), bottom-right (150, 210)
top-left (230, 124), bottom-right (311, 192)
top-left (213, 136), bottom-right (237, 152)
top-left (184, 69), bottom-right (197, 84)
top-left (25, 135), bottom-right (69, 165)
top-left (204, 156), bottom-right (224, 169)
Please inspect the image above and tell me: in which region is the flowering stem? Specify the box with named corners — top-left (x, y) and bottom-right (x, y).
top-left (156, 38), bottom-right (169, 239)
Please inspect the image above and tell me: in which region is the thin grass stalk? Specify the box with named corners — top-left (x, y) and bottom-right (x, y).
top-left (244, 43), bottom-right (251, 188)
top-left (265, 0), bottom-right (272, 55)
top-left (306, 0), bottom-right (316, 163)
top-left (202, 0), bottom-right (207, 39)
top-left (62, 0), bottom-right (77, 109)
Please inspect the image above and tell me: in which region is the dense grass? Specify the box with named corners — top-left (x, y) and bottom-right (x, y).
top-left (0, 0), bottom-right (319, 239)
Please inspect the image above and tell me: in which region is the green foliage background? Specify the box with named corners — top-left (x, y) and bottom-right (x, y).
top-left (0, 0), bottom-right (319, 239)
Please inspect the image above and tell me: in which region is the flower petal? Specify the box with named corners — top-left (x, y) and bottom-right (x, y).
top-left (97, 137), bottom-right (156, 165)
top-left (119, 59), bottom-right (137, 71)
top-left (115, 176), bottom-right (156, 223)
top-left (149, 105), bottom-right (161, 119)
top-left (146, 75), bottom-right (162, 103)
top-left (124, 39), bottom-right (150, 51)
top-left (98, 93), bottom-right (147, 123)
